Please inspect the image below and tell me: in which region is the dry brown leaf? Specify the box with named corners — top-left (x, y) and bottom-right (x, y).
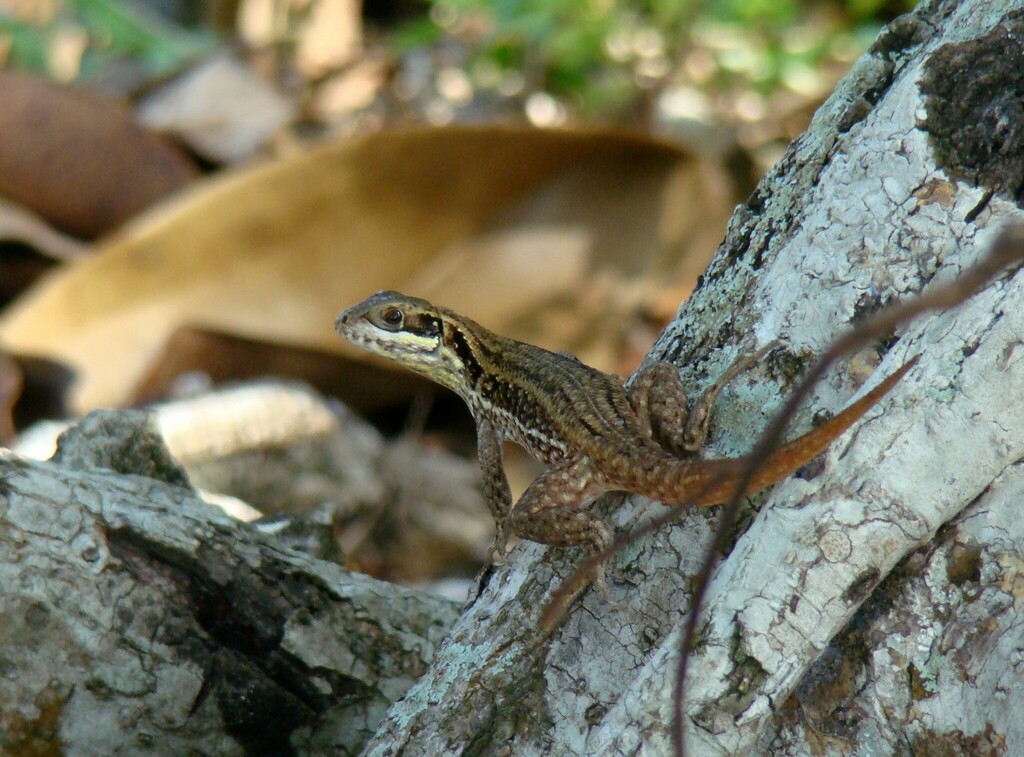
top-left (137, 54), bottom-right (296, 164)
top-left (409, 150), bottom-right (733, 368)
top-left (0, 125), bottom-right (730, 412)
top-left (0, 73), bottom-right (200, 238)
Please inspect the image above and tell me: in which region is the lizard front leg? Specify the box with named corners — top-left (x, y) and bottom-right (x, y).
top-left (507, 457), bottom-right (614, 594)
top-left (476, 418), bottom-right (513, 564)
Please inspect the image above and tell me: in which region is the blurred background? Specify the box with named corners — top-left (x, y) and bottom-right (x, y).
top-left (0, 0), bottom-right (914, 589)
top-left (1, 0), bottom-right (912, 175)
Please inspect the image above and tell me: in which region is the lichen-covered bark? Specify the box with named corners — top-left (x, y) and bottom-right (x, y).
top-left (759, 465), bottom-right (1024, 755)
top-left (0, 412), bottom-right (458, 756)
top-left (362, 0), bottom-right (1024, 754)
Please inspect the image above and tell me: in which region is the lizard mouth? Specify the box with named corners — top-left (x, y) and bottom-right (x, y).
top-left (335, 315), bottom-right (372, 347)
top-left (334, 310), bottom-right (356, 333)
top-left (335, 310), bottom-right (370, 340)
top-left (339, 327), bottom-right (374, 348)
top-left (338, 323), bottom-right (414, 359)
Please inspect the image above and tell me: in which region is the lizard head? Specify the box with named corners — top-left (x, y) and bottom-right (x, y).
top-left (336, 291), bottom-right (479, 392)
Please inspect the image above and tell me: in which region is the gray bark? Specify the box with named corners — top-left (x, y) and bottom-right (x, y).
top-left (0, 411), bottom-right (459, 756)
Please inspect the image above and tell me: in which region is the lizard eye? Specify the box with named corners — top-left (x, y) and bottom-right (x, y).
top-left (381, 308), bottom-right (404, 328)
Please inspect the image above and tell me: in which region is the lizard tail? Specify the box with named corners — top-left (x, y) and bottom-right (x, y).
top-left (648, 356), bottom-right (918, 507)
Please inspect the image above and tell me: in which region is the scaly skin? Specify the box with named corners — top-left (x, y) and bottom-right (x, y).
top-left (336, 291), bottom-right (913, 577)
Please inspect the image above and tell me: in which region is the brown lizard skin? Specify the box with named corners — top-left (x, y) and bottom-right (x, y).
top-left (336, 291), bottom-right (913, 574)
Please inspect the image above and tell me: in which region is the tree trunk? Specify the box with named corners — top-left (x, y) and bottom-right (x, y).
top-left (363, 0), bottom-right (1024, 754)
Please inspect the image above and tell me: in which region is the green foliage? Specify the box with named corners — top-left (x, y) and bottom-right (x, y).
top-left (414, 0), bottom-right (688, 116)
top-left (389, 17), bottom-right (445, 54)
top-left (399, 0), bottom-right (917, 120)
top-left (0, 0), bottom-right (213, 82)
top-left (0, 16), bottom-right (50, 72)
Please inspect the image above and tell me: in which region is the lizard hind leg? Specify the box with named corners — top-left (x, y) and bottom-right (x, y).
top-left (629, 343), bottom-right (778, 456)
top-left (628, 362), bottom-right (691, 456)
top-left (507, 458), bottom-right (615, 597)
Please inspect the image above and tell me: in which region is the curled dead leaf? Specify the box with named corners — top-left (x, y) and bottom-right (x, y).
top-left (0, 72), bottom-right (200, 238)
top-left (0, 125), bottom-right (733, 411)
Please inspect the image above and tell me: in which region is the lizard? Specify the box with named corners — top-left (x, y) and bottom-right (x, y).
top-left (336, 290), bottom-right (914, 590)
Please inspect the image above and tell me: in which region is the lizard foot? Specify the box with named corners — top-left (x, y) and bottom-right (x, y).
top-left (592, 564), bottom-right (625, 612)
top-left (486, 527), bottom-right (510, 566)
